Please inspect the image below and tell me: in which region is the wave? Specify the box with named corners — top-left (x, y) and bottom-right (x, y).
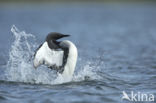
top-left (4, 25), bottom-right (101, 85)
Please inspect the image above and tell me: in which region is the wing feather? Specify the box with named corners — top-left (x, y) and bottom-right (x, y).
top-left (33, 42), bottom-right (64, 68)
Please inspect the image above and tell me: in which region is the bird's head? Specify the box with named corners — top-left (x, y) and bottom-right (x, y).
top-left (46, 32), bottom-right (70, 41)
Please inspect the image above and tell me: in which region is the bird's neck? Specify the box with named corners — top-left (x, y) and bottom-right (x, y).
top-left (61, 41), bottom-right (78, 80)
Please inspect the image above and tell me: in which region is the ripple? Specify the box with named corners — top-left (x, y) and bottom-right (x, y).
top-left (0, 95), bottom-right (6, 100)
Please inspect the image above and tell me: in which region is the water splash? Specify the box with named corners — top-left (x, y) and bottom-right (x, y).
top-left (4, 25), bottom-right (101, 85)
top-left (73, 61), bottom-right (102, 82)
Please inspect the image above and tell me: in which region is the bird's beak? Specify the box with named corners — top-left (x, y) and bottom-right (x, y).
top-left (57, 34), bottom-right (70, 40)
top-left (55, 34), bottom-right (70, 40)
top-left (62, 34), bottom-right (70, 37)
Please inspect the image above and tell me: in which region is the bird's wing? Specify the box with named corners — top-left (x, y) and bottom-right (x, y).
top-left (33, 42), bottom-right (64, 69)
top-left (44, 49), bottom-right (64, 67)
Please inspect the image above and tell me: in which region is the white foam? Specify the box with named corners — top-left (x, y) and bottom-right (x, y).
top-left (73, 62), bottom-right (102, 82)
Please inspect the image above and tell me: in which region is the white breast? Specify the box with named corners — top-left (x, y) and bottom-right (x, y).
top-left (33, 42), bottom-right (64, 68)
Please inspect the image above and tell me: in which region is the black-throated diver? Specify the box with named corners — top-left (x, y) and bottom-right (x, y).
top-left (33, 32), bottom-right (78, 79)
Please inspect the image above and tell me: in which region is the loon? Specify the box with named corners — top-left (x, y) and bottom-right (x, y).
top-left (33, 32), bottom-right (78, 79)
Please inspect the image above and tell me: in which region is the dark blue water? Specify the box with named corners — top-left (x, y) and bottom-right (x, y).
top-left (0, 2), bottom-right (156, 103)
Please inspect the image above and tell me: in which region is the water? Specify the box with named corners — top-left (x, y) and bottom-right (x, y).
top-left (0, 2), bottom-right (156, 103)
